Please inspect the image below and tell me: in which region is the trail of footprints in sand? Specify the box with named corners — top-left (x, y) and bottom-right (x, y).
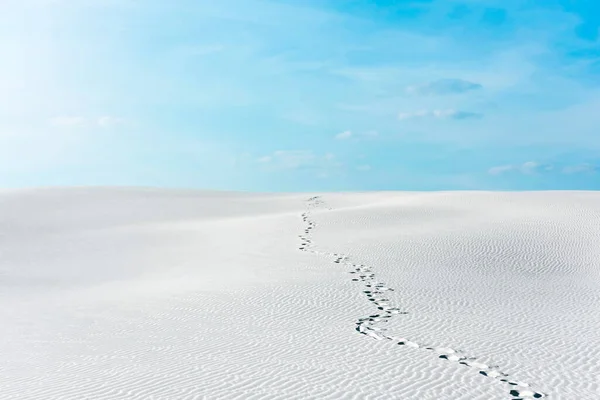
top-left (298, 196), bottom-right (546, 400)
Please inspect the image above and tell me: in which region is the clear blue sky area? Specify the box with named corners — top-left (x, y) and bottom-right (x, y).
top-left (1, 0), bottom-right (599, 191)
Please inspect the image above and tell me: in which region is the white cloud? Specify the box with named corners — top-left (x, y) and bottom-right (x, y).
top-left (521, 161), bottom-right (544, 174)
top-left (257, 155), bottom-right (272, 163)
top-left (398, 109), bottom-right (483, 120)
top-left (335, 130), bottom-right (352, 140)
top-left (490, 161), bottom-right (600, 176)
top-left (97, 116), bottom-right (125, 127)
top-left (488, 165), bottom-right (515, 175)
top-left (406, 78), bottom-right (483, 95)
top-left (357, 164), bottom-right (371, 171)
top-left (334, 130), bottom-right (378, 141)
top-left (488, 161), bottom-right (552, 175)
top-left (397, 110), bottom-right (429, 120)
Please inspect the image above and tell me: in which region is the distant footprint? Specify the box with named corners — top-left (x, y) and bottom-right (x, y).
top-left (299, 196), bottom-right (547, 400)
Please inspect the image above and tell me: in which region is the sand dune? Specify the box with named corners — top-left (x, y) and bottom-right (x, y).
top-left (1, 188), bottom-right (599, 399)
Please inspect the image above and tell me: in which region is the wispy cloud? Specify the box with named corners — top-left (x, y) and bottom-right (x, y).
top-left (398, 109), bottom-right (483, 121)
top-left (488, 161), bottom-right (551, 175)
top-left (97, 116), bottom-right (126, 127)
top-left (488, 165), bottom-right (515, 175)
top-left (488, 161), bottom-right (599, 176)
top-left (406, 79), bottom-right (483, 95)
top-left (334, 130), bottom-right (379, 140)
top-left (257, 155), bottom-right (272, 163)
top-left (335, 130), bottom-right (352, 140)
top-left (562, 163), bottom-right (598, 174)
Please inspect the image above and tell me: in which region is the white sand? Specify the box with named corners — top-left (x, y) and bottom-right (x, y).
top-left (1, 188), bottom-right (599, 399)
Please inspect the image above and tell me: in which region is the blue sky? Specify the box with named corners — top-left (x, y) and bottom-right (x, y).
top-left (1, 0), bottom-right (599, 191)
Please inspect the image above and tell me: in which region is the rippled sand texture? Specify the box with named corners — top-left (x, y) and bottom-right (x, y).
top-left (1, 188), bottom-right (599, 399)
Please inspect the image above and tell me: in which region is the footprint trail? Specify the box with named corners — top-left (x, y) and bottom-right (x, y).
top-left (299, 196), bottom-right (546, 400)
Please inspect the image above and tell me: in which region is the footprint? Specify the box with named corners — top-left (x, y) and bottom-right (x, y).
top-left (510, 389), bottom-right (545, 399)
top-left (301, 196), bottom-right (546, 400)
